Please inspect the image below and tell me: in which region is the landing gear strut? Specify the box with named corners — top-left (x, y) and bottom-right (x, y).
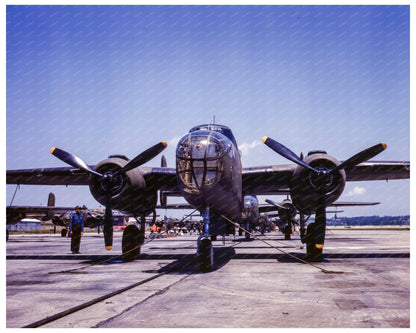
top-left (284, 223), bottom-right (292, 240)
top-left (245, 221), bottom-right (251, 241)
top-left (197, 207), bottom-right (214, 272)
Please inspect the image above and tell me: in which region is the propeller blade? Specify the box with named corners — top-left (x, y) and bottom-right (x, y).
top-left (264, 199), bottom-right (289, 210)
top-left (50, 147), bottom-right (102, 177)
top-left (103, 191), bottom-right (113, 250)
top-left (262, 137), bottom-right (319, 173)
top-left (330, 142), bottom-right (387, 174)
top-left (115, 141), bottom-right (167, 175)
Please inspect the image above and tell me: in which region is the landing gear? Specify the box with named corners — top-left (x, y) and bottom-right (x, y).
top-left (304, 223), bottom-right (323, 262)
top-left (199, 238), bottom-right (213, 272)
top-left (245, 221), bottom-right (251, 241)
top-left (284, 224), bottom-right (292, 240)
top-left (122, 224), bottom-right (144, 262)
top-left (197, 207), bottom-right (214, 272)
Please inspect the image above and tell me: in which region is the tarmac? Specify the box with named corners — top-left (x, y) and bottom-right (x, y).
top-left (5, 228), bottom-right (411, 328)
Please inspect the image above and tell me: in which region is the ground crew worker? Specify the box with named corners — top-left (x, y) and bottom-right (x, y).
top-left (69, 206), bottom-right (84, 254)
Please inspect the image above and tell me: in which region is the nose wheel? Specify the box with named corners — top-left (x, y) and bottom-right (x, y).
top-left (198, 238), bottom-right (213, 272)
top-left (197, 207), bottom-right (214, 272)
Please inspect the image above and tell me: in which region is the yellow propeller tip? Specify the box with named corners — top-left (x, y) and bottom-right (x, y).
top-left (262, 136), bottom-right (268, 143)
top-left (161, 141), bottom-right (168, 148)
top-left (50, 147), bottom-right (56, 154)
top-left (381, 142), bottom-right (387, 149)
top-left (105, 246), bottom-right (112, 251)
top-left (315, 244), bottom-right (324, 249)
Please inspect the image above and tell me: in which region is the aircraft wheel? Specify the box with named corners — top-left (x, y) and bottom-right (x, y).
top-left (284, 225), bottom-right (291, 240)
top-left (199, 238), bottom-right (213, 272)
top-left (122, 225), bottom-right (144, 262)
top-left (305, 223), bottom-right (323, 262)
top-left (61, 229), bottom-right (67, 237)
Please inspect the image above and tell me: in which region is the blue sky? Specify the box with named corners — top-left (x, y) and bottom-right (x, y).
top-left (5, 5), bottom-right (410, 217)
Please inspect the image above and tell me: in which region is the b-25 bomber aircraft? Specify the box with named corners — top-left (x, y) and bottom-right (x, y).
top-left (6, 192), bottom-right (129, 238)
top-left (6, 124), bottom-right (410, 271)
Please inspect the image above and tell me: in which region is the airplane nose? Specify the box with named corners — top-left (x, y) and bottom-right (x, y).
top-left (176, 132), bottom-right (227, 190)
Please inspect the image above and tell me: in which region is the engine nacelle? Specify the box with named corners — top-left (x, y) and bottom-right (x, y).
top-left (290, 152), bottom-right (346, 213)
top-left (279, 199), bottom-right (297, 220)
top-left (89, 156), bottom-right (157, 216)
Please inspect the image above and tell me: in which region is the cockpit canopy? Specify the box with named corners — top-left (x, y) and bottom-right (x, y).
top-left (189, 124), bottom-right (238, 148)
top-left (176, 130), bottom-right (229, 190)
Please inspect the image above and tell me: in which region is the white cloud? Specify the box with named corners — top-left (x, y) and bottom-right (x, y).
top-left (345, 186), bottom-right (366, 197)
top-left (167, 136), bottom-right (181, 147)
top-left (239, 140), bottom-right (261, 156)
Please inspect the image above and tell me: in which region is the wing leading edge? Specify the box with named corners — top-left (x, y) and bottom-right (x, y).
top-left (242, 160), bottom-right (410, 196)
top-left (6, 166), bottom-right (180, 192)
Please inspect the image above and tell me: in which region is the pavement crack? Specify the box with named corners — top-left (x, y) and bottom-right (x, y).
top-left (93, 275), bottom-right (189, 328)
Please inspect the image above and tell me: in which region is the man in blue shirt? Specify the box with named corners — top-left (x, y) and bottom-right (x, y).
top-left (69, 206), bottom-right (84, 254)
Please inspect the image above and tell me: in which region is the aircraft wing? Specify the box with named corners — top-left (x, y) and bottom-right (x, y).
top-left (242, 161), bottom-right (409, 195)
top-left (258, 200), bottom-right (379, 216)
top-left (7, 206), bottom-right (75, 213)
top-left (6, 205), bottom-right (73, 225)
top-left (343, 161), bottom-right (410, 181)
top-left (6, 167), bottom-right (91, 185)
top-left (258, 204), bottom-right (282, 214)
top-left (6, 161), bottom-right (409, 196)
top-left (329, 201), bottom-right (380, 207)
top-left (242, 164), bottom-right (295, 195)
top-left (6, 166), bottom-right (179, 191)
top-left (157, 203), bottom-right (194, 209)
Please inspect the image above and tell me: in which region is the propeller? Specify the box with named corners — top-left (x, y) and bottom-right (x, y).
top-left (50, 142), bottom-right (167, 250)
top-left (262, 136), bottom-right (387, 253)
top-left (264, 198), bottom-right (290, 210)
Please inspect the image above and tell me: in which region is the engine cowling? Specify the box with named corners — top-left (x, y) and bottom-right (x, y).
top-left (279, 199), bottom-right (297, 220)
top-left (290, 151), bottom-right (346, 213)
top-left (89, 156), bottom-right (157, 216)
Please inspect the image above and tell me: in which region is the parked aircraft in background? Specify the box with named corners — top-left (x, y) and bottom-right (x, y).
top-left (6, 192), bottom-right (129, 238)
top-left (6, 124), bottom-right (410, 271)
top-left (264, 198), bottom-right (380, 240)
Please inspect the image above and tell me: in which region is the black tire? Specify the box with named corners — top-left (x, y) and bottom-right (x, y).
top-left (61, 229), bottom-right (67, 237)
top-left (305, 223), bottom-right (323, 262)
top-left (122, 225), bottom-right (144, 262)
top-left (199, 238), bottom-right (213, 272)
top-left (284, 225), bottom-right (292, 240)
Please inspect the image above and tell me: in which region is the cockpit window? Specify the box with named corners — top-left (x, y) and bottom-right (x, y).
top-left (176, 131), bottom-right (225, 190)
top-left (189, 124), bottom-right (238, 148)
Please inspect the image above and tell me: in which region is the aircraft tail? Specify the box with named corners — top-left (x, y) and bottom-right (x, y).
top-left (46, 192), bottom-right (56, 219)
top-left (47, 192), bottom-right (56, 207)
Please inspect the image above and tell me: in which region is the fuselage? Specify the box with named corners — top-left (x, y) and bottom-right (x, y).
top-left (242, 195), bottom-right (259, 224)
top-left (176, 124), bottom-right (243, 218)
